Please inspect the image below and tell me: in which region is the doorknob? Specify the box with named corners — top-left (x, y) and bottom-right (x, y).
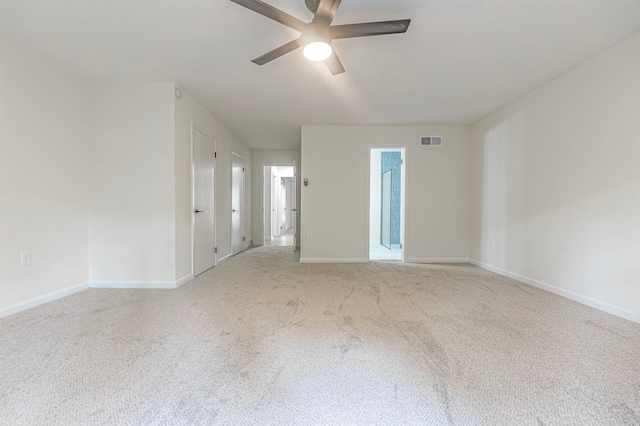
top-left (194, 209), bottom-right (204, 214)
top-left (232, 209), bottom-right (238, 212)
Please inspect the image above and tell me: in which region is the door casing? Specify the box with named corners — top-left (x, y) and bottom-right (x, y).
top-left (261, 163), bottom-right (298, 249)
top-left (366, 146), bottom-right (408, 262)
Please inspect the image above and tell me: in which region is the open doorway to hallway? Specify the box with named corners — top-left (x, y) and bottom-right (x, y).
top-left (369, 148), bottom-right (405, 261)
top-left (263, 165), bottom-right (295, 248)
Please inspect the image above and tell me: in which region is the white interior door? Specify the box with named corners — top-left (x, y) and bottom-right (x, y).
top-left (280, 179), bottom-right (286, 233)
top-left (284, 178), bottom-right (292, 231)
top-left (263, 166), bottom-right (272, 242)
top-left (292, 160), bottom-right (297, 250)
top-left (192, 127), bottom-right (216, 276)
top-left (272, 174), bottom-right (279, 237)
top-left (231, 153), bottom-right (245, 256)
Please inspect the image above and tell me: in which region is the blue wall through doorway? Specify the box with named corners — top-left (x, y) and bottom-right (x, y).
top-left (381, 151), bottom-right (401, 245)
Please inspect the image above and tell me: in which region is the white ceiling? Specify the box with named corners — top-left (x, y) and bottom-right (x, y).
top-left (2, 1), bottom-right (639, 150)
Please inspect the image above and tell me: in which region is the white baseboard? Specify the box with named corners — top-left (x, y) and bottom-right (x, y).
top-left (89, 280), bottom-right (176, 289)
top-left (469, 259), bottom-right (640, 324)
top-left (0, 281), bottom-right (89, 319)
top-left (175, 274), bottom-right (193, 288)
top-left (408, 258), bottom-right (469, 264)
top-left (300, 258), bottom-right (368, 264)
top-left (217, 254), bottom-right (231, 264)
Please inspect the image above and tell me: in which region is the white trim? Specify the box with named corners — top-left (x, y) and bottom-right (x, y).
top-left (469, 259), bottom-right (640, 324)
top-left (408, 258), bottom-right (469, 264)
top-left (89, 281), bottom-right (176, 289)
top-left (176, 274), bottom-right (194, 288)
top-left (217, 253), bottom-right (232, 263)
top-left (300, 258), bottom-right (368, 264)
top-left (0, 281), bottom-right (89, 319)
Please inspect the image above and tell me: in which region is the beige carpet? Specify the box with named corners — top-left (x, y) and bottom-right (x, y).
top-left (1, 247), bottom-right (639, 425)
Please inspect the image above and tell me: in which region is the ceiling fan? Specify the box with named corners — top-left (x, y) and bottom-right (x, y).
top-left (230, 0), bottom-right (411, 75)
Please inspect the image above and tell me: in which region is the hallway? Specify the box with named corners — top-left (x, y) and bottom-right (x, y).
top-left (264, 227), bottom-right (294, 247)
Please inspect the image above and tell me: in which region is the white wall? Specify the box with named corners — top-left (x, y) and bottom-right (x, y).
top-left (0, 36), bottom-right (254, 315)
top-left (88, 82), bottom-right (176, 284)
top-left (251, 150), bottom-right (301, 245)
top-left (174, 87), bottom-right (252, 271)
top-left (369, 149), bottom-right (382, 242)
top-left (276, 166), bottom-right (294, 177)
top-left (301, 125), bottom-right (470, 262)
top-left (0, 35), bottom-right (89, 314)
top-left (470, 32), bottom-right (640, 321)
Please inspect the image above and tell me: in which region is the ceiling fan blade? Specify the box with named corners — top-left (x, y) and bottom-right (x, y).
top-left (313, 0), bottom-right (342, 24)
top-left (325, 50), bottom-right (345, 75)
top-left (331, 19), bottom-right (411, 39)
top-left (230, 0), bottom-right (307, 32)
top-left (252, 38), bottom-right (302, 65)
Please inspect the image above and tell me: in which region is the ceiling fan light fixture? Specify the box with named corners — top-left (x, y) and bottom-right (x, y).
top-left (230, 0), bottom-right (412, 75)
top-left (303, 41), bottom-right (333, 61)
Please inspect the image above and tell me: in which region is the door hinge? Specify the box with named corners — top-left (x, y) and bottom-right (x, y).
top-left (242, 167), bottom-right (245, 172)
top-left (214, 247), bottom-right (218, 253)
top-left (243, 236), bottom-right (245, 241)
top-left (214, 152), bottom-right (217, 158)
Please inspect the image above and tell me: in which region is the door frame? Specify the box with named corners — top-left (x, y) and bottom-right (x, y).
top-left (260, 163), bottom-right (297, 247)
top-left (231, 151), bottom-right (246, 256)
top-left (191, 121), bottom-right (217, 277)
top-left (366, 145), bottom-right (408, 263)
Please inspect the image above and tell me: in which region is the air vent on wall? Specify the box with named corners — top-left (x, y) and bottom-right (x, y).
top-left (421, 136), bottom-right (442, 146)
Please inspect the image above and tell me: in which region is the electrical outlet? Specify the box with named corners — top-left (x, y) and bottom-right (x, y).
top-left (307, 233), bottom-right (312, 240)
top-left (21, 251), bottom-right (31, 267)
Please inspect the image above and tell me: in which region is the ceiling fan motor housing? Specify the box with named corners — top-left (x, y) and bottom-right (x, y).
top-left (305, 0), bottom-right (321, 14)
top-left (302, 22), bottom-right (332, 46)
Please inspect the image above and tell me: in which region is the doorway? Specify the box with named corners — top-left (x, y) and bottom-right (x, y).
top-left (192, 125), bottom-right (216, 276)
top-left (369, 148), bottom-right (406, 261)
top-left (262, 164), bottom-right (297, 249)
top-left (231, 152), bottom-right (245, 256)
